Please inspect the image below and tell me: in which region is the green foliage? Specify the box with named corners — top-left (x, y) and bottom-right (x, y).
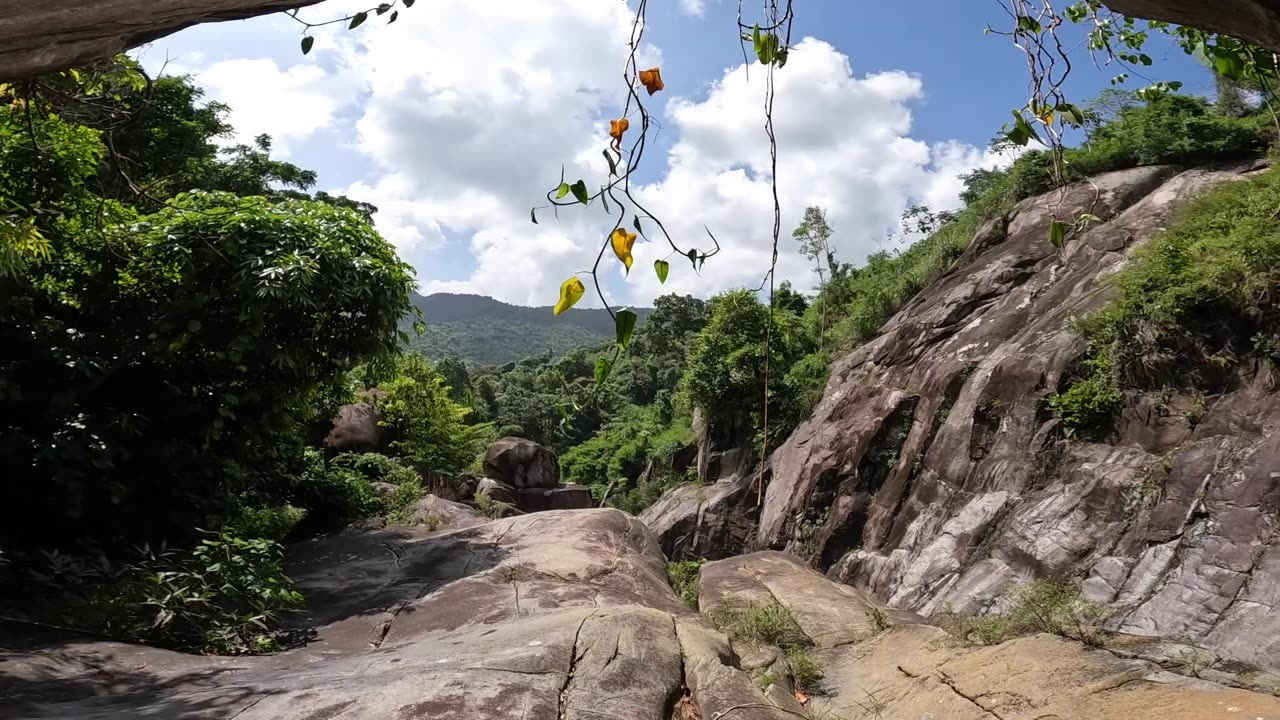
top-left (784, 646), bottom-right (824, 693)
top-left (683, 289), bottom-right (808, 448)
top-left (222, 504), bottom-right (307, 543)
top-left (1045, 374), bottom-right (1122, 439)
top-left (866, 606), bottom-right (892, 633)
top-left (0, 65), bottom-right (416, 551)
top-left (1002, 92), bottom-right (1270, 201)
top-left (560, 403), bottom-right (694, 509)
top-left (666, 559), bottom-right (705, 610)
top-left (375, 354), bottom-right (494, 475)
top-left (1051, 166), bottom-right (1280, 434)
top-left (937, 580), bottom-right (1109, 647)
top-left (711, 600), bottom-right (811, 650)
top-left (94, 531), bottom-right (303, 655)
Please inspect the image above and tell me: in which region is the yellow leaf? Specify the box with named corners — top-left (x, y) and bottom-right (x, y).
top-left (610, 228), bottom-right (637, 274)
top-left (553, 276), bottom-right (585, 315)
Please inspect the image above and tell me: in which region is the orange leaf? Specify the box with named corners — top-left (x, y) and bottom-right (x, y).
top-left (638, 67), bottom-right (664, 95)
top-left (608, 117), bottom-right (629, 151)
top-left (794, 690), bottom-right (810, 705)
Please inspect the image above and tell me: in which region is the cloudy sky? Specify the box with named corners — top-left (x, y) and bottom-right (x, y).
top-left (133, 0), bottom-right (1210, 308)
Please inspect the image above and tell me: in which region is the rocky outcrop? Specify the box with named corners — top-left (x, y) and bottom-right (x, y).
top-left (322, 401), bottom-right (387, 453)
top-left (699, 552), bottom-right (1280, 720)
top-left (406, 493), bottom-right (483, 529)
top-left (484, 437), bottom-right (559, 489)
top-left (640, 448), bottom-right (759, 561)
top-left (6, 511), bottom-right (1279, 719)
top-left (754, 162), bottom-right (1280, 673)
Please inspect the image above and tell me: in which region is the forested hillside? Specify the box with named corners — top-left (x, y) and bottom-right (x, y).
top-left (408, 292), bottom-right (654, 365)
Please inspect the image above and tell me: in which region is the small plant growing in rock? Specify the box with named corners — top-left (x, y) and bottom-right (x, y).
top-left (785, 645), bottom-right (824, 693)
top-left (866, 606), bottom-right (892, 633)
top-left (751, 668), bottom-right (778, 690)
top-left (473, 493), bottom-right (512, 519)
top-left (936, 580), bottom-right (1110, 648)
top-left (711, 600), bottom-right (810, 649)
top-left (666, 560), bottom-right (705, 610)
top-left (422, 512), bottom-right (442, 531)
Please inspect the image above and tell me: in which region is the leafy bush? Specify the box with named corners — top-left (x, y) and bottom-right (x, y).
top-left (330, 452), bottom-right (423, 524)
top-left (222, 504), bottom-right (307, 542)
top-left (1045, 375), bottom-right (1122, 439)
top-left (666, 559), bottom-right (705, 609)
top-left (93, 531), bottom-right (303, 655)
top-left (375, 354), bottom-right (494, 475)
top-left (561, 403), bottom-right (694, 510)
top-left (286, 449), bottom-right (382, 534)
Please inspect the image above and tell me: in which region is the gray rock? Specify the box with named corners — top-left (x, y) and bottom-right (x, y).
top-left (639, 472), bottom-right (758, 561)
top-left (476, 477), bottom-right (517, 506)
top-left (754, 164), bottom-right (1280, 673)
top-left (514, 484), bottom-right (593, 513)
top-left (484, 437), bottom-right (560, 489)
top-left (322, 401), bottom-right (386, 452)
top-left (407, 493), bottom-right (483, 530)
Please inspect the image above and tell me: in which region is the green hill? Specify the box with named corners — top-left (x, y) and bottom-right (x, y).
top-left (407, 293), bottom-right (654, 366)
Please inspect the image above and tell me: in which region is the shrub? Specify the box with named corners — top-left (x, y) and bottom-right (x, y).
top-left (288, 448), bottom-right (382, 532)
top-left (222, 504), bottom-right (307, 542)
top-left (1045, 375), bottom-right (1122, 439)
top-left (93, 531), bottom-right (303, 655)
top-left (866, 606), bottom-right (892, 633)
top-left (711, 600), bottom-right (810, 650)
top-left (937, 580), bottom-right (1108, 647)
top-left (375, 354), bottom-right (495, 475)
top-left (666, 560), bottom-right (705, 609)
top-left (785, 646), bottom-right (825, 693)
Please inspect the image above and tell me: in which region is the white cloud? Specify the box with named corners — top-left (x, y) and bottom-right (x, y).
top-left (680, 0), bottom-right (707, 16)
top-left (152, 2), bottom-right (1012, 308)
top-left (625, 38), bottom-right (1012, 303)
top-left (178, 57), bottom-right (359, 156)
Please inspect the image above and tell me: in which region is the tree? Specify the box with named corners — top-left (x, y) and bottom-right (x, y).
top-left (682, 289), bottom-right (806, 448)
top-left (793, 206), bottom-right (839, 349)
top-left (374, 355), bottom-right (493, 475)
top-left (0, 64), bottom-right (416, 551)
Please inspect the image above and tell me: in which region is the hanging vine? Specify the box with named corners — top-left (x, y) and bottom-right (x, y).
top-left (993, 0), bottom-right (1279, 248)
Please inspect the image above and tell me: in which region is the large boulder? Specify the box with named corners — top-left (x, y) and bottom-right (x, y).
top-left (406, 494), bottom-right (484, 530)
top-left (483, 437), bottom-right (559, 489)
top-left (756, 163), bottom-right (1280, 674)
top-left (321, 401), bottom-right (386, 453)
top-left (514, 485), bottom-right (593, 513)
top-left (640, 470), bottom-right (758, 561)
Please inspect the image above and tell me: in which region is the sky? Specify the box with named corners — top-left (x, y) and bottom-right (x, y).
top-left (132, 0), bottom-right (1213, 308)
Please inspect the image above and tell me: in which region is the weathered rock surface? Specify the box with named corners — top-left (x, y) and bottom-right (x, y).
top-left (755, 162), bottom-right (1280, 673)
top-left (0, 510), bottom-right (778, 720)
top-left (640, 448), bottom-right (759, 561)
top-left (7, 513), bottom-right (1280, 719)
top-left (321, 401), bottom-right (386, 452)
top-left (514, 484), bottom-right (593, 513)
top-left (700, 552), bottom-right (1280, 720)
top-left (406, 493), bottom-right (483, 530)
top-left (483, 436), bottom-right (559, 489)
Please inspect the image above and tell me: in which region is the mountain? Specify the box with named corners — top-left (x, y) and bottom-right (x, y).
top-left (406, 292), bottom-right (654, 366)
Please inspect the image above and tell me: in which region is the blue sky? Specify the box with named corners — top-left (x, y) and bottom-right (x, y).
top-left (136, 0), bottom-right (1213, 307)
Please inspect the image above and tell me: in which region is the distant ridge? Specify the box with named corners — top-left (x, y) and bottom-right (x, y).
top-left (406, 292), bottom-right (654, 366)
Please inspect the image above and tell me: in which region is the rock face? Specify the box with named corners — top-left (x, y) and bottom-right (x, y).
top-left (640, 448), bottom-right (760, 561)
top-left (6, 511), bottom-right (1279, 719)
top-left (699, 552), bottom-right (1280, 720)
top-left (755, 162), bottom-right (1280, 673)
top-left (484, 436), bottom-right (559, 489)
top-left (322, 401), bottom-right (386, 453)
